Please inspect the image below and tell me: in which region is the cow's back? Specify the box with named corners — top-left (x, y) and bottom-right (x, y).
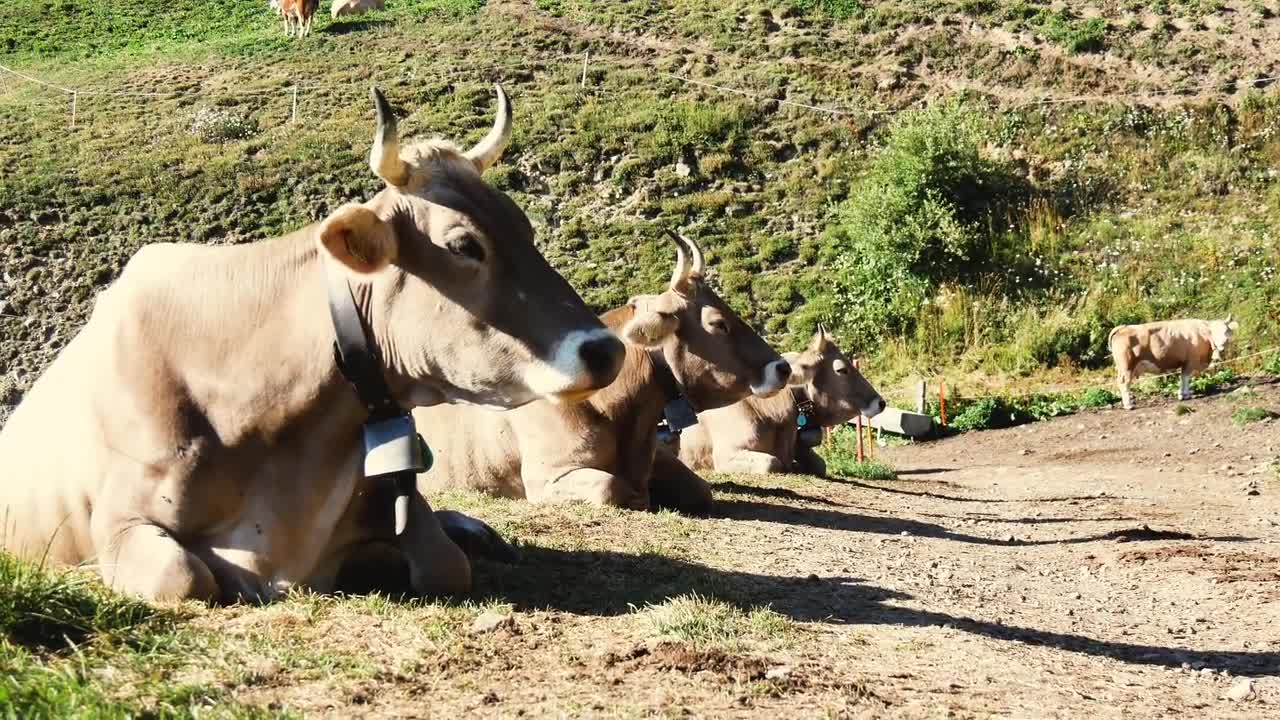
top-left (677, 393), bottom-right (794, 470)
top-left (1110, 319), bottom-right (1213, 372)
top-left (0, 265), bottom-right (144, 564)
top-left (414, 404), bottom-right (523, 498)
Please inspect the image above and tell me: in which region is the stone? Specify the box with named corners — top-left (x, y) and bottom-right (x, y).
top-left (1223, 678), bottom-right (1256, 702)
top-left (470, 611), bottom-right (514, 634)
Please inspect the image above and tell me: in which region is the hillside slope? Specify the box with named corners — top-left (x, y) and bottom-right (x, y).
top-left (2, 0), bottom-right (1279, 417)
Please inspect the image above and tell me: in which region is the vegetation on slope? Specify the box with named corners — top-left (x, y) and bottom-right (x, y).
top-left (1, 0), bottom-right (1278, 412)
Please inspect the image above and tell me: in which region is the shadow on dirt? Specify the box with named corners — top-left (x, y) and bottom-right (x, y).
top-left (710, 498), bottom-right (1254, 547)
top-left (834, 477), bottom-right (1124, 505)
top-left (321, 19), bottom-right (392, 35)
top-left (711, 480), bottom-right (843, 507)
top-left (465, 544), bottom-right (1280, 677)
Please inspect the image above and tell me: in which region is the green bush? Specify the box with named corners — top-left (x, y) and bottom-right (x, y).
top-left (827, 100), bottom-right (1025, 346)
top-left (1263, 350), bottom-right (1280, 375)
top-left (1036, 12), bottom-right (1106, 54)
top-left (786, 0), bottom-right (865, 20)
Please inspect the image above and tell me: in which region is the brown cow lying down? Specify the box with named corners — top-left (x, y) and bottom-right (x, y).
top-left (1109, 316), bottom-right (1238, 410)
top-left (415, 232), bottom-right (791, 516)
top-left (0, 85), bottom-right (627, 603)
top-left (671, 325), bottom-right (885, 476)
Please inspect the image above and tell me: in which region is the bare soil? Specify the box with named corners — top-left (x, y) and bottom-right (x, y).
top-left (215, 380), bottom-right (1280, 718)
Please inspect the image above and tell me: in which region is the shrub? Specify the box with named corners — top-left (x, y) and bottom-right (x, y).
top-left (827, 100), bottom-right (1025, 346)
top-left (188, 106), bottom-right (257, 144)
top-left (1263, 349), bottom-right (1280, 375)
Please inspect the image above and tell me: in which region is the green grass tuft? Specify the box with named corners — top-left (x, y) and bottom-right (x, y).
top-left (637, 593), bottom-right (793, 650)
top-left (1231, 406), bottom-right (1279, 425)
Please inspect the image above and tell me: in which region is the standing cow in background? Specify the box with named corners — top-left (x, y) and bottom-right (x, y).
top-left (332, 0), bottom-right (385, 18)
top-left (416, 231), bottom-right (791, 516)
top-left (673, 325), bottom-right (885, 476)
top-left (278, 0), bottom-right (320, 36)
top-left (0, 85), bottom-right (627, 604)
top-left (1109, 316), bottom-right (1238, 410)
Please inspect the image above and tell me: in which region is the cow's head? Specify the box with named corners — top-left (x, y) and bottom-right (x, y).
top-left (784, 326), bottom-right (886, 425)
top-left (618, 231), bottom-right (790, 410)
top-left (317, 86), bottom-right (625, 409)
top-left (1209, 313), bottom-right (1239, 362)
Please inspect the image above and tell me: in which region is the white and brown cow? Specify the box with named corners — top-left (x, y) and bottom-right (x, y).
top-left (0, 85), bottom-right (626, 604)
top-left (672, 325), bottom-right (884, 476)
top-left (414, 232), bottom-right (791, 516)
top-left (1109, 316), bottom-right (1238, 410)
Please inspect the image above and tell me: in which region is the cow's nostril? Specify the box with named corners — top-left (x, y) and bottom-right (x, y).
top-left (772, 360), bottom-right (791, 383)
top-left (578, 335), bottom-right (625, 383)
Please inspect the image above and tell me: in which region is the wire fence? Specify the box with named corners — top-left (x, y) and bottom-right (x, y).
top-left (4, 42), bottom-right (1277, 131)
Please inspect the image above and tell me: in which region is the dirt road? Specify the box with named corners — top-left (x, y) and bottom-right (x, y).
top-left (218, 381), bottom-right (1279, 718)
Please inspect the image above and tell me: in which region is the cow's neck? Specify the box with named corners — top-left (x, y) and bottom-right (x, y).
top-left (170, 227), bottom-right (368, 450)
top-left (585, 306), bottom-right (672, 477)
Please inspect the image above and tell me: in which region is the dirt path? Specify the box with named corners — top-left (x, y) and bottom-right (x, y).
top-left (213, 382), bottom-right (1280, 717)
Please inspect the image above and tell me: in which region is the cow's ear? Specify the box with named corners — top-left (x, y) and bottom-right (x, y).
top-left (318, 203), bottom-right (396, 275)
top-left (622, 295), bottom-right (679, 347)
top-left (783, 351), bottom-right (818, 386)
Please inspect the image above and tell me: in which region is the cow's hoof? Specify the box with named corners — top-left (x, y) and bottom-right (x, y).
top-left (435, 510), bottom-right (520, 564)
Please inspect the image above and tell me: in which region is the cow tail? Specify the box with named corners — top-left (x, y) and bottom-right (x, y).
top-left (1107, 326), bottom-right (1121, 346)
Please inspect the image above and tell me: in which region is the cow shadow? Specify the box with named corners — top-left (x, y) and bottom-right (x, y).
top-left (710, 497), bottom-right (1254, 547)
top-left (831, 477), bottom-right (1122, 505)
top-left (321, 18), bottom-right (392, 35)
top-left (464, 544), bottom-right (1280, 677)
top-left (711, 480), bottom-right (843, 507)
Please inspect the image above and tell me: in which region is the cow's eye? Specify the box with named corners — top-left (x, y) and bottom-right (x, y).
top-left (447, 233), bottom-right (486, 263)
top-left (706, 318), bottom-right (729, 335)
top-left (833, 360), bottom-right (849, 375)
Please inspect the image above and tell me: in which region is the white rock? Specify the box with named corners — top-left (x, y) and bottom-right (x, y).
top-left (1223, 678), bottom-right (1255, 702)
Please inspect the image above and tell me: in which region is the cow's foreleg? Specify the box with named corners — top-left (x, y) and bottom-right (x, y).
top-left (398, 494), bottom-right (475, 596)
top-left (714, 448), bottom-right (785, 474)
top-left (794, 444), bottom-right (828, 477)
top-left (1117, 372), bottom-right (1134, 410)
top-left (648, 447), bottom-right (713, 516)
top-left (1179, 368), bottom-right (1193, 401)
top-left (537, 468), bottom-right (646, 509)
top-left (97, 523), bottom-right (220, 603)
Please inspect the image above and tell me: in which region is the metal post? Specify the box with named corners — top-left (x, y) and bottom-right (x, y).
top-left (291, 87), bottom-right (299, 123)
top-left (581, 50), bottom-right (589, 88)
top-left (915, 380), bottom-right (926, 414)
top-left (69, 91), bottom-right (77, 128)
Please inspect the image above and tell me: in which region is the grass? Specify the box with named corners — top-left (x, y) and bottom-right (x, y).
top-left (1231, 406), bottom-right (1279, 425)
top-left (0, 551), bottom-right (292, 718)
top-left (637, 593), bottom-right (794, 651)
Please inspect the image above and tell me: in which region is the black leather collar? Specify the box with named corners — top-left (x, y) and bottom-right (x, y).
top-left (326, 264), bottom-right (424, 536)
top-left (327, 265), bottom-right (403, 421)
top-left (792, 386), bottom-right (815, 428)
top-left (793, 386), bottom-right (824, 448)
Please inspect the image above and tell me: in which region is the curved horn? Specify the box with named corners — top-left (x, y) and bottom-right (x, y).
top-left (369, 86), bottom-right (410, 187)
top-left (463, 83), bottom-right (513, 173)
top-left (678, 232), bottom-right (705, 278)
top-left (1225, 312), bottom-right (1234, 323)
top-left (663, 229), bottom-right (691, 294)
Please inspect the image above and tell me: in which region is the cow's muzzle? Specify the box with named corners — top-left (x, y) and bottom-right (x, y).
top-left (750, 359), bottom-right (792, 398)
